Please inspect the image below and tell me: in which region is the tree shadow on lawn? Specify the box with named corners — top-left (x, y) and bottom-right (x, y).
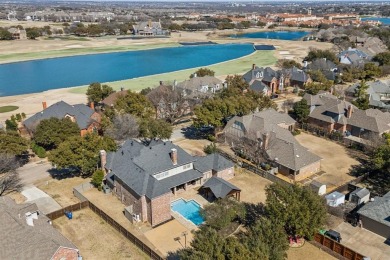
top-left (48, 167), bottom-right (87, 180)
top-left (182, 126), bottom-right (213, 140)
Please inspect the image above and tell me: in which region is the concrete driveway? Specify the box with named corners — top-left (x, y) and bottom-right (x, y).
top-left (21, 186), bottom-right (61, 214)
top-left (17, 160), bottom-right (52, 186)
top-left (334, 222), bottom-right (390, 260)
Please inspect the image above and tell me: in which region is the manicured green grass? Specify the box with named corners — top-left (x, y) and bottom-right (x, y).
top-left (0, 42), bottom-right (181, 64)
top-left (69, 50), bottom-right (277, 94)
top-left (0, 105), bottom-right (19, 113)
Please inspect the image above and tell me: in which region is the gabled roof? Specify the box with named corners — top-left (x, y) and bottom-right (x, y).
top-left (306, 58), bottom-right (337, 71)
top-left (358, 191), bottom-right (390, 227)
top-left (348, 109), bottom-right (390, 134)
top-left (194, 153), bottom-right (234, 173)
top-left (350, 188), bottom-right (370, 199)
top-left (102, 90), bottom-right (128, 107)
top-left (284, 67), bottom-right (310, 83)
top-left (224, 109), bottom-right (321, 171)
top-left (0, 197), bottom-right (78, 260)
top-left (242, 66), bottom-right (277, 84)
top-left (202, 177), bottom-right (241, 199)
top-left (250, 80), bottom-right (269, 93)
top-left (23, 101), bottom-right (95, 131)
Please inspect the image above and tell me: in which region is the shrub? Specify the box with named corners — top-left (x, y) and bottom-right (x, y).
top-left (91, 169), bottom-right (104, 190)
top-left (292, 129), bottom-right (301, 136)
top-left (31, 142), bottom-right (46, 158)
top-left (207, 134), bottom-right (216, 142)
top-left (204, 143), bottom-right (218, 154)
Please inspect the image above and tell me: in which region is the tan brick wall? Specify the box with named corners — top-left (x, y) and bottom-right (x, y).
top-left (52, 247), bottom-right (79, 260)
top-left (113, 180), bottom-right (145, 221)
top-left (215, 167), bottom-right (235, 180)
top-left (150, 192), bottom-right (172, 226)
top-left (296, 160), bottom-right (321, 181)
top-left (308, 118), bottom-right (333, 132)
top-left (201, 170), bottom-right (213, 184)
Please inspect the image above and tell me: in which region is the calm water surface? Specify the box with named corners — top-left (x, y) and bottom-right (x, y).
top-left (0, 43), bottom-right (254, 96)
top-left (361, 17), bottom-right (390, 25)
top-left (231, 30), bottom-right (310, 40)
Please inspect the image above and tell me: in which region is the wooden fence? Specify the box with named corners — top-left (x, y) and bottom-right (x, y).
top-left (47, 201), bottom-right (164, 260)
top-left (314, 233), bottom-right (365, 260)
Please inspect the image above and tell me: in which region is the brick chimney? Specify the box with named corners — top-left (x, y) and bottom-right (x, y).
top-left (252, 63), bottom-right (256, 70)
top-left (262, 133), bottom-right (270, 150)
top-left (100, 150), bottom-right (107, 174)
top-left (90, 102), bottom-right (95, 111)
top-left (170, 148), bottom-right (177, 165)
top-left (42, 101), bottom-right (47, 110)
top-left (347, 105), bottom-right (353, 118)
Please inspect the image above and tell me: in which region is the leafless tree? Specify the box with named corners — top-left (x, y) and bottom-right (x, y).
top-left (0, 154), bottom-right (22, 196)
top-left (105, 113), bottom-right (139, 143)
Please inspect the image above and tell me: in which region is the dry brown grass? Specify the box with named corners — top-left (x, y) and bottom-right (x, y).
top-left (287, 242), bottom-right (337, 260)
top-left (35, 176), bottom-right (89, 207)
top-left (174, 139), bottom-right (211, 156)
top-left (53, 208), bottom-right (148, 260)
top-left (229, 168), bottom-right (273, 204)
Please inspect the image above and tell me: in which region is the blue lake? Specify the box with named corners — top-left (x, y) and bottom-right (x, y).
top-left (0, 43), bottom-right (254, 96)
top-left (231, 30), bottom-right (310, 40)
top-left (361, 17), bottom-right (390, 25)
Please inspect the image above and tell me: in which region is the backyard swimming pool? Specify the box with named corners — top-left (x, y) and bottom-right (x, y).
top-left (171, 199), bottom-right (204, 226)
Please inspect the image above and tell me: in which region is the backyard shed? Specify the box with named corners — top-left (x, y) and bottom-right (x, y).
top-left (310, 180), bottom-right (327, 195)
top-left (201, 177), bottom-right (241, 201)
top-left (325, 191), bottom-right (345, 207)
top-left (349, 187), bottom-right (370, 205)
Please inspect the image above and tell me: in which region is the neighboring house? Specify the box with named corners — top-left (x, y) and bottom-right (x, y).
top-left (325, 191), bottom-right (345, 207)
top-left (243, 65), bottom-right (311, 95)
top-left (304, 92), bottom-right (390, 144)
top-left (338, 48), bottom-right (370, 66)
top-left (304, 58), bottom-right (338, 81)
top-left (345, 80), bottom-right (390, 110)
top-left (23, 100), bottom-right (101, 137)
top-left (0, 197), bottom-right (80, 260)
top-left (176, 75), bottom-right (223, 99)
top-left (357, 191), bottom-right (390, 238)
top-left (349, 187), bottom-right (370, 205)
top-left (132, 20), bottom-right (168, 36)
top-left (350, 36), bottom-right (388, 57)
top-left (223, 109), bottom-right (322, 181)
top-left (101, 140), bottom-right (234, 227)
top-left (101, 88), bottom-right (128, 107)
top-left (146, 83), bottom-right (192, 120)
top-left (7, 27), bottom-right (27, 39)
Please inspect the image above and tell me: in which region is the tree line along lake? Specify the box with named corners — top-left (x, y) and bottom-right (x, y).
top-left (0, 43), bottom-right (255, 96)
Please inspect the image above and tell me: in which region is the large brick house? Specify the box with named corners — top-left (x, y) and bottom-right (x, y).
top-left (243, 64), bottom-right (311, 95)
top-left (101, 140), bottom-right (234, 227)
top-left (0, 197), bottom-right (80, 260)
top-left (303, 92), bottom-right (390, 143)
top-left (23, 101), bottom-right (101, 137)
top-left (223, 109), bottom-right (321, 181)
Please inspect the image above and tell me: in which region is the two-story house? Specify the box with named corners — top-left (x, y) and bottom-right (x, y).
top-left (101, 140), bottom-right (234, 227)
top-left (23, 101), bottom-right (101, 137)
top-left (223, 109), bottom-right (322, 181)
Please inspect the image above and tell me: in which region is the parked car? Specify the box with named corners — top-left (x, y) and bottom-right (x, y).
top-left (324, 229), bottom-right (342, 243)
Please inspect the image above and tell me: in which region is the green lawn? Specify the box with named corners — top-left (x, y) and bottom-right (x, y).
top-left (69, 50), bottom-right (277, 94)
top-left (0, 42), bottom-right (181, 64)
top-left (0, 105), bottom-right (19, 113)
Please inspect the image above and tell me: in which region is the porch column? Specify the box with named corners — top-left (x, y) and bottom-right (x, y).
top-left (184, 183), bottom-right (187, 190)
top-left (173, 186), bottom-right (176, 195)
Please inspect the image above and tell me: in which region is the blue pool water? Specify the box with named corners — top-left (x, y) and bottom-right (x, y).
top-left (231, 30), bottom-right (310, 40)
top-left (361, 17), bottom-right (390, 25)
top-left (0, 43), bottom-right (254, 96)
top-left (171, 199), bottom-right (204, 226)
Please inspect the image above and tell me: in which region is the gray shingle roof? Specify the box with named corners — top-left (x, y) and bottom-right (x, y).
top-left (224, 109), bottom-right (321, 171)
top-left (358, 191), bottom-right (390, 228)
top-left (0, 197), bottom-right (78, 260)
top-left (23, 101), bottom-right (95, 131)
top-left (306, 58), bottom-right (337, 71)
top-left (350, 188), bottom-right (370, 199)
top-left (194, 153), bottom-right (234, 173)
top-left (348, 109), bottom-right (390, 134)
top-left (105, 140), bottom-right (233, 199)
top-left (250, 80), bottom-right (269, 93)
top-left (202, 177), bottom-right (241, 199)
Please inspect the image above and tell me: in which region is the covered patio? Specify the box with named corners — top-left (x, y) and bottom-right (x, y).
top-left (200, 177), bottom-right (241, 201)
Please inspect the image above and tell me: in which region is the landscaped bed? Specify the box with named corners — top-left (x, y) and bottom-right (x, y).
top-left (0, 105), bottom-right (18, 113)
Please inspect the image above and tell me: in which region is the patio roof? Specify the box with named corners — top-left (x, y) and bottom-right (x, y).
top-left (201, 177), bottom-right (241, 199)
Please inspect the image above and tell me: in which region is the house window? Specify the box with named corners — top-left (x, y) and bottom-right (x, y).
top-left (232, 121), bottom-right (244, 130)
top-left (183, 164), bottom-right (191, 170)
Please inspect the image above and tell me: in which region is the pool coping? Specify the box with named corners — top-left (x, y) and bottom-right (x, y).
top-left (171, 198), bottom-right (204, 228)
